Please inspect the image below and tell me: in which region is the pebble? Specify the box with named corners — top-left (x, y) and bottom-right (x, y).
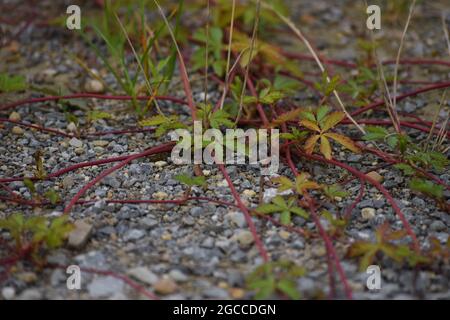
top-left (279, 230), bottom-right (291, 240)
top-left (17, 288), bottom-right (42, 300)
top-left (235, 230), bottom-right (254, 246)
top-left (69, 137), bottom-right (83, 148)
top-left (68, 220), bottom-right (93, 249)
top-left (67, 122), bottom-right (77, 132)
top-left (430, 220), bottom-right (446, 232)
top-left (154, 278), bottom-right (178, 295)
top-left (169, 269), bottom-right (189, 282)
top-left (230, 288), bottom-right (245, 299)
top-left (2, 287), bottom-right (16, 300)
top-left (84, 79), bottom-right (104, 93)
top-left (153, 191), bottom-right (168, 200)
top-left (88, 276), bottom-right (124, 298)
top-left (366, 171), bottom-right (384, 183)
top-left (226, 211), bottom-right (247, 228)
top-left (93, 140), bottom-right (109, 147)
top-left (243, 189), bottom-right (256, 197)
top-left (9, 112), bottom-right (21, 121)
top-left (203, 287), bottom-right (229, 299)
top-left (62, 176), bottom-right (75, 189)
top-left (154, 160), bottom-right (168, 167)
top-left (361, 208), bottom-right (376, 220)
top-left (127, 267), bottom-right (158, 285)
top-left (11, 126), bottom-right (24, 135)
top-left (17, 272), bottom-right (37, 284)
top-left (123, 229), bottom-right (145, 241)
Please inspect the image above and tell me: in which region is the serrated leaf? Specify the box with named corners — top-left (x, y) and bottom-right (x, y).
top-left (321, 111), bottom-right (345, 132)
top-left (320, 135), bottom-right (332, 160)
top-left (324, 133), bottom-right (361, 153)
top-left (300, 119), bottom-right (321, 132)
top-left (304, 134), bottom-right (320, 154)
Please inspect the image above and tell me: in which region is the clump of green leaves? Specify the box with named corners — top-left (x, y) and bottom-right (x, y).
top-left (347, 223), bottom-right (428, 271)
top-left (246, 260), bottom-right (305, 300)
top-left (300, 106), bottom-right (361, 159)
top-left (23, 178), bottom-right (61, 205)
top-left (192, 26), bottom-right (226, 77)
top-left (409, 178), bottom-right (444, 200)
top-left (341, 67), bottom-right (377, 106)
top-left (322, 184), bottom-right (349, 201)
top-left (314, 72), bottom-right (341, 102)
top-left (256, 195), bottom-right (308, 225)
top-left (273, 173), bottom-right (320, 195)
top-left (0, 213), bottom-right (74, 263)
top-left (197, 103), bottom-right (235, 129)
top-left (0, 73), bottom-right (27, 93)
top-left (243, 78), bottom-right (286, 106)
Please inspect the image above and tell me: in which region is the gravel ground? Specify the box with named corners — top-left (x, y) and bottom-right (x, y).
top-left (0, 0), bottom-right (449, 300)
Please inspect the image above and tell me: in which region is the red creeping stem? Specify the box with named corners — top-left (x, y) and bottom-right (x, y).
top-left (63, 142), bottom-right (175, 215)
top-left (0, 118), bottom-right (74, 138)
top-left (0, 94), bottom-right (188, 112)
top-left (217, 164), bottom-right (269, 262)
top-left (281, 139), bottom-right (353, 299)
top-left (341, 119), bottom-right (450, 139)
top-left (343, 179), bottom-right (365, 221)
top-left (351, 81), bottom-right (450, 117)
top-left (282, 51), bottom-right (450, 69)
top-left (294, 149), bottom-right (420, 252)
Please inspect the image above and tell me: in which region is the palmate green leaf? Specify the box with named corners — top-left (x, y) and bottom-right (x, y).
top-left (174, 174), bottom-right (206, 187)
top-left (272, 176), bottom-right (294, 192)
top-left (209, 109), bottom-right (234, 129)
top-left (409, 178), bottom-right (444, 199)
top-left (259, 90), bottom-right (285, 104)
top-left (362, 126), bottom-right (388, 141)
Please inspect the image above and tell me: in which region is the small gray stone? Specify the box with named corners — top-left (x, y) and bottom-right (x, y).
top-left (88, 276), bottom-right (124, 298)
top-left (141, 217), bottom-right (158, 229)
top-left (169, 269), bottom-right (188, 282)
top-left (123, 229), bottom-right (145, 241)
top-left (430, 220), bottom-right (446, 232)
top-left (2, 287), bottom-right (16, 300)
top-left (18, 288), bottom-right (42, 300)
top-left (203, 287), bottom-right (229, 299)
top-left (69, 137), bottom-right (83, 148)
top-left (226, 211), bottom-right (247, 228)
top-left (127, 267), bottom-right (158, 285)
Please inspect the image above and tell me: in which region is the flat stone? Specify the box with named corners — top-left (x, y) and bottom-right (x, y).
top-left (153, 191), bottom-right (168, 200)
top-left (68, 220), bottom-right (93, 249)
top-left (92, 140), bottom-right (109, 147)
top-left (123, 229), bottom-right (145, 241)
top-left (88, 276), bottom-right (124, 298)
top-left (366, 171), bottom-right (384, 183)
top-left (17, 289), bottom-right (42, 300)
top-left (127, 267), bottom-right (158, 285)
top-left (169, 269), bottom-right (189, 282)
